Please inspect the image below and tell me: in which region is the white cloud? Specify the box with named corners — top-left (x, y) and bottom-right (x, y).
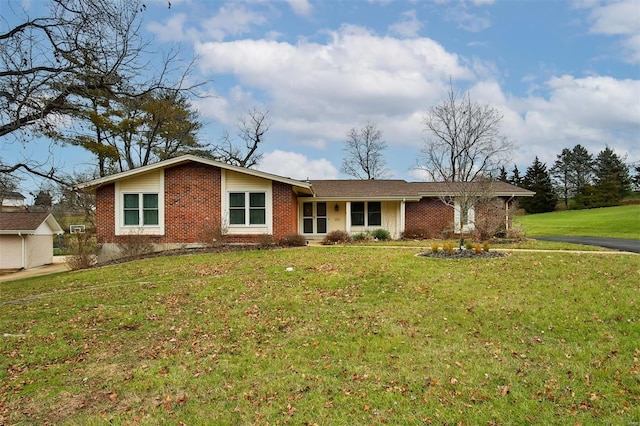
top-left (503, 75), bottom-right (640, 167)
top-left (285, 0), bottom-right (313, 17)
top-left (389, 9), bottom-right (424, 38)
top-left (258, 150), bottom-right (339, 179)
top-left (582, 0), bottom-right (640, 63)
top-left (202, 3), bottom-right (267, 41)
top-left (443, 3), bottom-right (492, 32)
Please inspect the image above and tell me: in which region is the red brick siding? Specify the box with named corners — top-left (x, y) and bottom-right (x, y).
top-left (95, 183), bottom-right (116, 244)
top-left (404, 198), bottom-right (453, 237)
top-left (272, 181), bottom-right (298, 240)
top-left (94, 163), bottom-right (300, 246)
top-left (164, 163), bottom-right (221, 243)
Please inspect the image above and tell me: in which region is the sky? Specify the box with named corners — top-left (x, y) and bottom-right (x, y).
top-left (3, 0), bottom-right (640, 195)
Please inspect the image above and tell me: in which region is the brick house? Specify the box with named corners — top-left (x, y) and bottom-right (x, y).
top-left (77, 155), bottom-right (533, 261)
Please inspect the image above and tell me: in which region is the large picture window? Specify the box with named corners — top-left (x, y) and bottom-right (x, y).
top-left (123, 193), bottom-right (159, 226)
top-left (229, 192), bottom-right (266, 225)
top-left (351, 201), bottom-right (381, 227)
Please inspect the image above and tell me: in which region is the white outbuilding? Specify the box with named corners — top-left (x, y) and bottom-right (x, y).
top-left (0, 212), bottom-right (64, 270)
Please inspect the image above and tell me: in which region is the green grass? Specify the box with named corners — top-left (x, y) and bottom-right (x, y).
top-left (1, 247), bottom-right (638, 425)
top-left (515, 205), bottom-right (640, 239)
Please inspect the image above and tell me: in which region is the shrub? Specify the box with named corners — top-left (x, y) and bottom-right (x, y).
top-left (322, 230), bottom-right (351, 245)
top-left (279, 234), bottom-right (307, 247)
top-left (258, 234), bottom-right (275, 249)
top-left (117, 229), bottom-right (154, 259)
top-left (401, 226), bottom-right (431, 240)
top-left (351, 232), bottom-right (371, 243)
top-left (483, 242), bottom-right (490, 252)
top-left (474, 243), bottom-right (482, 254)
top-left (66, 233), bottom-right (98, 270)
top-left (371, 228), bottom-right (391, 241)
top-left (464, 240), bottom-right (474, 250)
top-left (431, 241), bottom-right (439, 254)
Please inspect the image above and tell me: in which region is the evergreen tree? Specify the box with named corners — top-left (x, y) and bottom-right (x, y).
top-left (631, 164), bottom-right (640, 191)
top-left (509, 165), bottom-right (523, 186)
top-left (569, 144), bottom-right (595, 207)
top-left (587, 147), bottom-right (631, 206)
top-left (550, 148), bottom-right (572, 209)
top-left (497, 166), bottom-right (509, 182)
top-left (520, 157), bottom-right (557, 214)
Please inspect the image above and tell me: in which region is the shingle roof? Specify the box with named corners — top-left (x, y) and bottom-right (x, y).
top-left (309, 179), bottom-right (534, 199)
top-left (308, 180), bottom-right (422, 199)
top-left (0, 212), bottom-right (64, 234)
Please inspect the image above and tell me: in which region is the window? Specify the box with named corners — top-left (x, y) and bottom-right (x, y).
top-left (351, 201), bottom-right (381, 227)
top-left (229, 192), bottom-right (266, 225)
top-left (368, 202), bottom-right (381, 226)
top-left (123, 193), bottom-right (159, 226)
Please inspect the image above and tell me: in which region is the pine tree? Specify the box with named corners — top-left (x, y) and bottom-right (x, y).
top-left (589, 147), bottom-right (632, 206)
top-left (509, 165), bottom-right (523, 187)
top-left (569, 144), bottom-right (595, 207)
top-left (520, 157), bottom-right (557, 214)
top-left (497, 166), bottom-right (509, 182)
top-left (550, 148), bottom-right (572, 209)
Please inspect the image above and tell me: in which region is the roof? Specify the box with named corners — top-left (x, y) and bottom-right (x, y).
top-left (1, 191), bottom-right (25, 199)
top-left (309, 180), bottom-right (423, 200)
top-left (0, 212), bottom-right (64, 235)
top-left (310, 179), bottom-right (534, 199)
top-left (76, 155), bottom-right (315, 195)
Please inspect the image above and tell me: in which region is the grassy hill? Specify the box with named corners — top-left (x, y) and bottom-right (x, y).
top-left (1, 247), bottom-right (638, 424)
top-left (515, 205), bottom-right (640, 239)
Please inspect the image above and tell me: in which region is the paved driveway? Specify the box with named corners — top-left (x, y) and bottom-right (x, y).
top-left (534, 236), bottom-right (640, 254)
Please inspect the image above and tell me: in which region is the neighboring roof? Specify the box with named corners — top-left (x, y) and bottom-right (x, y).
top-left (76, 155), bottom-right (315, 195)
top-left (1, 192), bottom-right (25, 199)
top-left (310, 179), bottom-right (534, 199)
top-left (0, 212), bottom-right (64, 235)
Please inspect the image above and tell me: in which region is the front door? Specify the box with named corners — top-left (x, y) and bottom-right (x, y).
top-left (303, 202), bottom-right (327, 234)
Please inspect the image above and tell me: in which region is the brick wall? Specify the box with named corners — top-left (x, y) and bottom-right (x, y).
top-left (272, 181), bottom-right (298, 240)
top-left (164, 162), bottom-right (221, 244)
top-left (95, 183), bottom-right (115, 244)
top-left (94, 163), bottom-right (299, 246)
top-left (404, 198), bottom-right (453, 237)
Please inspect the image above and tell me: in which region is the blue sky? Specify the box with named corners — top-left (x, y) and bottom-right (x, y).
top-left (3, 0), bottom-right (640, 193)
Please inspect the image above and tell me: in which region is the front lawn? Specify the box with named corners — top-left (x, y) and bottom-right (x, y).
top-left (1, 247), bottom-right (638, 425)
top-left (515, 205), bottom-right (640, 239)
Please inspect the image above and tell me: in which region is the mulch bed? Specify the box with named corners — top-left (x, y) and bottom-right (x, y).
top-left (418, 250), bottom-right (508, 259)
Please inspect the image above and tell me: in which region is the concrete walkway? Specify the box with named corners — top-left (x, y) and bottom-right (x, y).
top-left (0, 257), bottom-right (70, 283)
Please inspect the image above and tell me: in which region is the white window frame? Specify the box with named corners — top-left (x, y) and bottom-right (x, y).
top-left (227, 191), bottom-right (267, 227)
top-left (115, 178), bottom-right (165, 236)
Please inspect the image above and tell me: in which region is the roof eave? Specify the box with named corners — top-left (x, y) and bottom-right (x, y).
top-left (76, 155), bottom-right (314, 193)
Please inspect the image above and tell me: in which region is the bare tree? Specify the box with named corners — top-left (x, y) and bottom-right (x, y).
top-left (418, 82), bottom-right (513, 245)
top-left (0, 0), bottom-right (202, 181)
top-left (341, 122), bottom-right (389, 180)
top-left (213, 108), bottom-right (271, 168)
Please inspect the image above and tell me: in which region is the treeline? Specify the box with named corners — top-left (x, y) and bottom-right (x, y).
top-left (498, 145), bottom-right (638, 214)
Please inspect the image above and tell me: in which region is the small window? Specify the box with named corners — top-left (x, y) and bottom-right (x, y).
top-left (351, 201), bottom-right (381, 227)
top-left (229, 192), bottom-right (266, 226)
top-left (368, 202), bottom-right (381, 226)
top-left (123, 194), bottom-right (140, 225)
top-left (351, 202), bottom-right (365, 226)
top-left (229, 192), bottom-right (246, 225)
top-left (123, 193), bottom-right (159, 226)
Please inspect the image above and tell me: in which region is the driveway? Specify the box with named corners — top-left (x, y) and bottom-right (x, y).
top-left (533, 236), bottom-right (640, 254)
top-left (0, 257), bottom-right (70, 283)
